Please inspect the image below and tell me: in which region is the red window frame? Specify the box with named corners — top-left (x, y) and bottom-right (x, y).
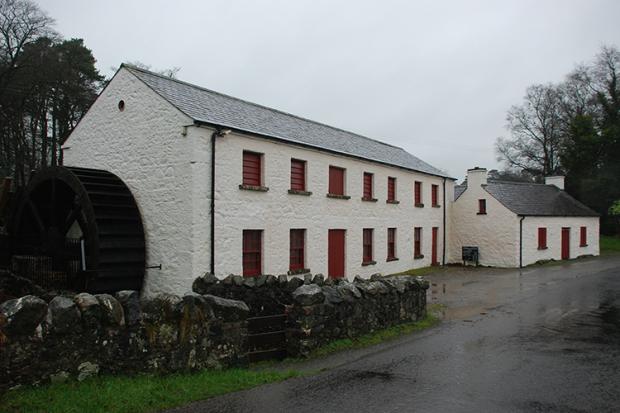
top-left (478, 199), bottom-right (487, 214)
top-left (363, 172), bottom-right (373, 199)
top-left (538, 227), bottom-right (547, 249)
top-left (387, 228), bottom-right (396, 260)
top-left (242, 151), bottom-right (262, 186)
top-left (414, 227), bottom-right (422, 257)
top-left (329, 166), bottom-right (345, 195)
top-left (580, 226), bottom-right (587, 247)
top-left (290, 159), bottom-right (306, 191)
top-left (289, 229), bottom-right (305, 271)
top-left (387, 177), bottom-right (396, 201)
top-left (242, 230), bottom-right (262, 277)
top-left (432, 184), bottom-right (439, 207)
top-left (414, 181), bottom-right (422, 205)
top-left (363, 228), bottom-right (373, 263)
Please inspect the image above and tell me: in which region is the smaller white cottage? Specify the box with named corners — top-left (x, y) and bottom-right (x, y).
top-left (449, 167), bottom-right (599, 267)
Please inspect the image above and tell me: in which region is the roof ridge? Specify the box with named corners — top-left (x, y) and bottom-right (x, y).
top-left (488, 179), bottom-right (550, 187)
top-left (122, 63), bottom-right (403, 150)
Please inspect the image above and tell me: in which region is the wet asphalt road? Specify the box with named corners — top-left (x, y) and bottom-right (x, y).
top-left (167, 255), bottom-right (620, 413)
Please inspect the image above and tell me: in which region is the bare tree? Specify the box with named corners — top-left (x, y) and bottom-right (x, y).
top-left (124, 61), bottom-right (181, 78)
top-left (496, 84), bottom-right (564, 177)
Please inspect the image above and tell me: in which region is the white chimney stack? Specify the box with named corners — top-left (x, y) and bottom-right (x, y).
top-left (467, 167), bottom-right (488, 187)
top-left (545, 176), bottom-right (565, 190)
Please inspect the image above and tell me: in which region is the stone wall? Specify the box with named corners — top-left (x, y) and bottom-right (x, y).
top-left (0, 290), bottom-right (249, 390)
top-left (192, 272), bottom-right (429, 357)
top-left (286, 275), bottom-right (429, 357)
top-left (1, 272), bottom-right (429, 389)
top-left (191, 272), bottom-right (315, 316)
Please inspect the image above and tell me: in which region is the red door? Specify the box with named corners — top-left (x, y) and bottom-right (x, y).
top-left (561, 227), bottom-right (570, 260)
top-left (328, 229), bottom-right (345, 278)
top-left (431, 227), bottom-right (439, 265)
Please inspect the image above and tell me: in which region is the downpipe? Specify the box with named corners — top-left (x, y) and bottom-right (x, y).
top-left (519, 216), bottom-right (525, 268)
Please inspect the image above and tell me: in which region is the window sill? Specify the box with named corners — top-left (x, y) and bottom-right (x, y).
top-left (386, 257), bottom-right (399, 262)
top-left (538, 247), bottom-right (548, 250)
top-left (288, 189), bottom-right (312, 196)
top-left (414, 254), bottom-right (425, 260)
top-left (361, 260), bottom-right (376, 266)
top-left (386, 200), bottom-right (400, 204)
top-left (288, 268), bottom-right (311, 275)
top-left (477, 212), bottom-right (487, 215)
top-left (327, 193), bottom-right (351, 200)
top-left (361, 197), bottom-right (378, 202)
top-left (415, 203), bottom-right (425, 208)
top-left (239, 184), bottom-right (269, 192)
top-left (580, 244), bottom-right (588, 247)
top-left (432, 205), bottom-right (441, 208)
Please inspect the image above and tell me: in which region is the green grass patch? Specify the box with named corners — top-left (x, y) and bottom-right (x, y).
top-left (393, 265), bottom-right (444, 277)
top-left (0, 368), bottom-right (301, 413)
top-left (601, 235), bottom-right (620, 253)
top-left (309, 313), bottom-right (439, 358)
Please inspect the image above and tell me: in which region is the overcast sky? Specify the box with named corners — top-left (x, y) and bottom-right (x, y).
top-left (37, 0), bottom-right (620, 179)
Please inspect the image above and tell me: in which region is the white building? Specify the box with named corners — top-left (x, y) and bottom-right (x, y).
top-left (61, 65), bottom-right (600, 296)
top-left (449, 167), bottom-right (600, 267)
top-left (63, 65), bottom-right (454, 296)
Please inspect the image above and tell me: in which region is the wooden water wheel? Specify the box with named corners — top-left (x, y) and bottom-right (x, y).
top-left (9, 166), bottom-right (145, 293)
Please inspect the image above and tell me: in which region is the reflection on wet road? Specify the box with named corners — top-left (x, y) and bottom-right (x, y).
top-left (166, 255), bottom-right (620, 413)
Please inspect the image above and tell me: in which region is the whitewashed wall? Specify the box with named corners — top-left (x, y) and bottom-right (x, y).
top-left (63, 68), bottom-right (202, 296)
top-left (449, 183), bottom-right (520, 267)
top-left (521, 216), bottom-right (600, 266)
top-left (213, 132), bottom-right (449, 279)
top-left (63, 67), bottom-right (451, 294)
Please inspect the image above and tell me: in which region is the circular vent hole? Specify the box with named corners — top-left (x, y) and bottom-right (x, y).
top-left (118, 100), bottom-right (125, 111)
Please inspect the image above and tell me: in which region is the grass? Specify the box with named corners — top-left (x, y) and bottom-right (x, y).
top-left (2, 314), bottom-right (441, 413)
top-left (601, 235), bottom-right (620, 253)
top-left (0, 368), bottom-right (301, 413)
top-left (393, 265), bottom-right (445, 277)
top-left (308, 313), bottom-right (439, 359)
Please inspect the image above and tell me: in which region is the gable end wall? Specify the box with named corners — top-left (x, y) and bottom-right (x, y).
top-left (449, 185), bottom-right (519, 267)
top-left (63, 68), bottom-right (205, 296)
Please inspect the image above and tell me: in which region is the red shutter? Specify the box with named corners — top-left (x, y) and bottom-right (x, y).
top-left (580, 226), bottom-right (587, 247)
top-left (242, 230), bottom-right (262, 277)
top-left (414, 227), bottom-right (421, 257)
top-left (363, 228), bottom-right (373, 262)
top-left (329, 166), bottom-right (345, 195)
top-left (290, 229), bottom-right (305, 271)
top-left (363, 173), bottom-right (373, 199)
top-left (414, 181), bottom-right (422, 205)
top-left (387, 228), bottom-right (396, 260)
top-left (290, 159), bottom-right (306, 191)
top-left (243, 151), bottom-right (261, 186)
top-left (538, 227), bottom-right (547, 249)
top-left (387, 177), bottom-right (396, 201)
top-left (432, 185), bottom-right (438, 207)
top-left (478, 199), bottom-right (486, 214)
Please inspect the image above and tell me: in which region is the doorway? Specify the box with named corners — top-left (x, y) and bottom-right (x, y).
top-left (328, 229), bottom-right (345, 278)
top-left (561, 227), bottom-right (570, 260)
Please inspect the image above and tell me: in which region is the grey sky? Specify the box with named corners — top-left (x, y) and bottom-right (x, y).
top-left (37, 0), bottom-right (620, 179)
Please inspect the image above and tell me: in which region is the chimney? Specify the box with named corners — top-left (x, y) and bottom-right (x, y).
top-left (545, 176), bottom-right (565, 190)
top-left (467, 167), bottom-right (488, 187)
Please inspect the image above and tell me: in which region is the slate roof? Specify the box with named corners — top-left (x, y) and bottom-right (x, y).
top-left (454, 180), bottom-right (598, 216)
top-left (123, 64), bottom-right (450, 178)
